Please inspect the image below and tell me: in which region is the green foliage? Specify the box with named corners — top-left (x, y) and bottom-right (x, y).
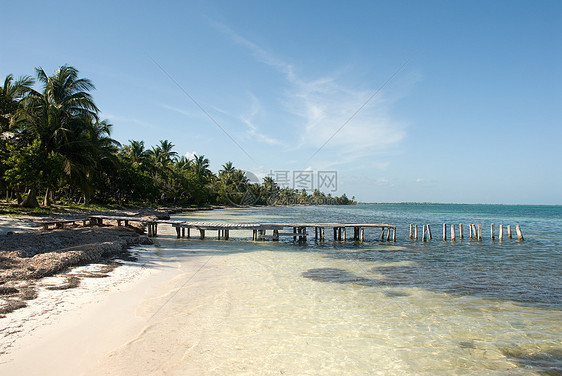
top-left (1, 67), bottom-right (357, 208)
top-left (4, 140), bottom-right (63, 190)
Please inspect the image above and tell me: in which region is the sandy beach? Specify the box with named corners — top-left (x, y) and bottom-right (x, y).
top-left (1, 206), bottom-right (560, 375)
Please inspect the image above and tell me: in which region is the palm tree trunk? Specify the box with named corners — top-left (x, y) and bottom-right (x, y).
top-left (22, 188), bottom-right (39, 208)
top-left (43, 188), bottom-right (52, 206)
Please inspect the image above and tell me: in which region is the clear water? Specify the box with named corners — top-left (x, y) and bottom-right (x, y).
top-left (160, 204), bottom-right (562, 375)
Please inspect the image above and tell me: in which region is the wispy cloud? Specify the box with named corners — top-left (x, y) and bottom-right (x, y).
top-left (160, 104), bottom-right (198, 118)
top-left (212, 22), bottom-right (297, 82)
top-left (288, 79), bottom-right (406, 157)
top-left (213, 22), bottom-right (409, 163)
top-left (240, 94), bottom-right (284, 146)
top-left (103, 113), bottom-right (156, 129)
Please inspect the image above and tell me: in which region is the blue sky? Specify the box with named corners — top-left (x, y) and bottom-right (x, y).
top-left (2, 0), bottom-right (561, 204)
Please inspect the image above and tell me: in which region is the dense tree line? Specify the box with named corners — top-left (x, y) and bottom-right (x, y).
top-left (1, 66), bottom-right (356, 208)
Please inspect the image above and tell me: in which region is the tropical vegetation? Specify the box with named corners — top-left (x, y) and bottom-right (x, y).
top-left (1, 65), bottom-right (356, 208)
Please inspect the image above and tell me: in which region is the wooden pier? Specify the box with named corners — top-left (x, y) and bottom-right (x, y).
top-left (37, 215), bottom-right (526, 244)
top-left (38, 216), bottom-right (396, 242)
top-left (170, 222), bottom-right (397, 242)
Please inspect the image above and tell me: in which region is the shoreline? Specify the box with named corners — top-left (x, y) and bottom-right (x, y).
top-left (0, 244), bottom-right (189, 374)
top-left (0, 205), bottom-right (228, 318)
top-left (1, 206), bottom-right (560, 375)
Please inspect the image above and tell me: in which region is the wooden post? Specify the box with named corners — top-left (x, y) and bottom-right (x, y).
top-left (200, 229), bottom-right (205, 239)
top-left (293, 227), bottom-right (297, 241)
top-left (451, 224), bottom-right (456, 241)
top-left (176, 227), bottom-right (181, 238)
top-left (507, 225), bottom-right (512, 239)
top-left (182, 228), bottom-right (185, 238)
top-left (315, 227), bottom-right (318, 240)
top-left (343, 228), bottom-right (347, 241)
top-left (392, 228), bottom-right (396, 242)
top-left (516, 225), bottom-right (524, 241)
top-left (187, 228), bottom-right (191, 239)
top-left (409, 224), bottom-right (413, 239)
top-left (422, 224), bottom-right (427, 242)
top-left (225, 229), bottom-right (230, 240)
top-left (320, 227), bottom-right (324, 242)
top-left (499, 225), bottom-right (503, 242)
top-left (477, 224), bottom-right (482, 241)
top-left (414, 225), bottom-right (418, 240)
top-left (386, 227), bottom-right (390, 241)
top-left (273, 229), bottom-right (279, 241)
top-left (427, 224), bottom-right (432, 240)
top-left (442, 223), bottom-right (447, 241)
top-left (469, 224), bottom-right (473, 238)
top-left (491, 224), bottom-right (495, 241)
top-left (360, 228), bottom-right (364, 242)
top-left (381, 228), bottom-right (385, 241)
top-left (459, 224), bottom-right (463, 239)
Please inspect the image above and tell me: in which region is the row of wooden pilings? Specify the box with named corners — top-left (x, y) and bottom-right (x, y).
top-left (409, 223), bottom-right (524, 242)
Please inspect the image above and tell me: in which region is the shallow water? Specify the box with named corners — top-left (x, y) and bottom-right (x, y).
top-left (160, 204), bottom-right (561, 375)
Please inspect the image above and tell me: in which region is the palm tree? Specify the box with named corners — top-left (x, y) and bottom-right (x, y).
top-left (0, 74), bottom-right (34, 131)
top-left (175, 156), bottom-right (192, 171)
top-left (193, 154), bottom-right (211, 181)
top-left (219, 161), bottom-right (235, 177)
top-left (122, 140), bottom-right (148, 166)
top-left (16, 65), bottom-right (100, 206)
top-left (148, 140), bottom-right (178, 171)
top-left (20, 66), bottom-right (99, 150)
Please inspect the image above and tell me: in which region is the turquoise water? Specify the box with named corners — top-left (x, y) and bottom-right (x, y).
top-left (168, 204), bottom-right (561, 375)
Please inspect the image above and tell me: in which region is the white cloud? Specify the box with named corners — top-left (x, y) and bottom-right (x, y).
top-left (416, 178), bottom-right (425, 184)
top-left (376, 178), bottom-right (390, 186)
top-left (103, 113), bottom-right (155, 129)
top-left (184, 151), bottom-right (197, 160)
top-left (240, 94), bottom-right (283, 146)
top-left (214, 22), bottom-right (408, 163)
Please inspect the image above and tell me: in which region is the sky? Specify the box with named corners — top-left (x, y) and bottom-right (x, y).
top-left (1, 0), bottom-right (561, 204)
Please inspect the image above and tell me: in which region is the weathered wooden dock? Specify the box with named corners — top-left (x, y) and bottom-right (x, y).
top-left (170, 222), bottom-right (397, 242)
top-left (38, 216), bottom-right (396, 242)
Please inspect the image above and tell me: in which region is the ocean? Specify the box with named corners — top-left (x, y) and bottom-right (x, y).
top-left (165, 203), bottom-right (561, 375)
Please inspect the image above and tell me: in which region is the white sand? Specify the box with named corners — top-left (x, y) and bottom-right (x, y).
top-left (0, 243), bottom-right (210, 375)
